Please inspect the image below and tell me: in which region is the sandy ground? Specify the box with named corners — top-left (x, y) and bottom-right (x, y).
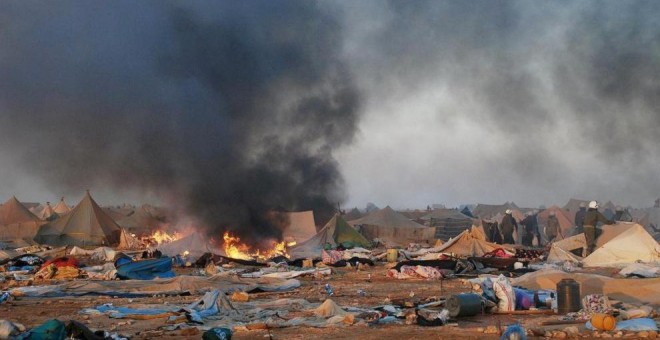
top-left (0, 262), bottom-right (616, 339)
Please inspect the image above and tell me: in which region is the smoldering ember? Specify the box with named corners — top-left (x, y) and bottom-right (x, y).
top-left (1, 2), bottom-right (660, 340)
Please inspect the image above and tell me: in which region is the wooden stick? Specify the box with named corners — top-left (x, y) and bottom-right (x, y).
top-left (540, 320), bottom-right (586, 326)
top-left (493, 309), bottom-right (556, 315)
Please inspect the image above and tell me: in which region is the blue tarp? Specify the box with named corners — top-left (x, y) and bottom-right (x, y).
top-left (115, 256), bottom-right (175, 280)
top-left (586, 318), bottom-right (658, 331)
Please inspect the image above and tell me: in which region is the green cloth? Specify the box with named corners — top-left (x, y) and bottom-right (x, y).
top-left (27, 319), bottom-right (66, 340)
top-left (332, 215), bottom-right (371, 248)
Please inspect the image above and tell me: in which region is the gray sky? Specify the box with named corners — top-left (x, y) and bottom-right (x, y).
top-left (1, 1), bottom-right (660, 213)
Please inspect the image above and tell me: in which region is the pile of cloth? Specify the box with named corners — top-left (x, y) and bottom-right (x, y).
top-left (34, 257), bottom-right (82, 280)
top-left (321, 248), bottom-right (374, 267)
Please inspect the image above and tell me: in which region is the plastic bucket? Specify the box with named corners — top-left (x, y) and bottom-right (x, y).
top-left (386, 249), bottom-right (398, 262)
top-left (591, 313), bottom-right (616, 331)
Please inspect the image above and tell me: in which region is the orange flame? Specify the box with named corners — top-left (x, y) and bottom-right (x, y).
top-left (150, 230), bottom-right (182, 245)
top-left (222, 232), bottom-right (292, 260)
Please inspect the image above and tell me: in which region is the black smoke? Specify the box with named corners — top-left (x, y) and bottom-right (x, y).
top-left (0, 1), bottom-right (359, 242)
top-left (336, 1), bottom-right (660, 207)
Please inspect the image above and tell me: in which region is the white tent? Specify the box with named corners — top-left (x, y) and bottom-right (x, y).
top-left (583, 224), bottom-right (660, 267)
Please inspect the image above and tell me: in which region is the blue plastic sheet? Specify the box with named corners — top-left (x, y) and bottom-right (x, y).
top-left (116, 256), bottom-right (175, 280)
top-left (586, 318), bottom-right (658, 331)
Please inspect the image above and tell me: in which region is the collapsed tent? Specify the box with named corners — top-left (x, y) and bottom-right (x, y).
top-left (546, 234), bottom-right (586, 264)
top-left (583, 224), bottom-right (660, 267)
top-left (431, 226), bottom-right (510, 257)
top-left (116, 257), bottom-right (175, 280)
top-left (289, 214), bottom-right (370, 259)
top-left (156, 232), bottom-right (219, 261)
top-left (595, 222), bottom-right (638, 247)
top-left (117, 228), bottom-right (143, 250)
top-left (282, 211), bottom-right (317, 243)
top-left (349, 206), bottom-right (434, 245)
top-left (513, 268), bottom-right (660, 305)
top-left (34, 191), bottom-right (121, 247)
top-left (420, 209), bottom-right (473, 240)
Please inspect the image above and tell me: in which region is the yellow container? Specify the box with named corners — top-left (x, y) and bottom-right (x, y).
top-left (386, 249), bottom-right (398, 262)
top-left (591, 313), bottom-right (616, 331)
top-left (302, 259), bottom-right (313, 268)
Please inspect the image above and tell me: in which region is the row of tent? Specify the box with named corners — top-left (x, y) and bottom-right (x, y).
top-left (0, 192), bottom-right (157, 247)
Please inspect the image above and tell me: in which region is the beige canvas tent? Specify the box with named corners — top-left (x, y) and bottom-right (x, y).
top-left (0, 196), bottom-right (44, 241)
top-left (34, 191), bottom-right (121, 246)
top-left (432, 227), bottom-right (511, 257)
top-left (583, 224), bottom-right (660, 267)
top-left (113, 204), bottom-right (166, 236)
top-left (472, 202), bottom-right (522, 220)
top-left (420, 209), bottom-right (473, 240)
top-left (53, 197), bottom-right (71, 215)
top-left (349, 206), bottom-right (435, 245)
top-left (39, 202), bottom-right (58, 221)
top-left (538, 205), bottom-right (574, 239)
top-left (290, 214), bottom-right (370, 259)
top-left (282, 211), bottom-right (316, 243)
top-left (0, 196), bottom-right (41, 225)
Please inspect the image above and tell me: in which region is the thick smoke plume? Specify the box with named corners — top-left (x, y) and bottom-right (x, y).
top-left (337, 1), bottom-right (660, 208)
top-left (0, 2), bottom-right (359, 242)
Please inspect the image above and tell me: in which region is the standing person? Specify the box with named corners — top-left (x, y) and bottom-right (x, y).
top-left (491, 221), bottom-right (503, 244)
top-left (545, 211), bottom-right (562, 243)
top-left (532, 210), bottom-right (543, 246)
top-left (574, 202), bottom-right (587, 235)
top-left (500, 209), bottom-right (517, 244)
top-left (521, 212), bottom-right (536, 247)
top-left (584, 201), bottom-right (614, 256)
top-left (613, 206), bottom-right (632, 222)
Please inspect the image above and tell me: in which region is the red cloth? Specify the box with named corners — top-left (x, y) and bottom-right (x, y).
top-left (41, 257), bottom-right (79, 269)
top-left (482, 248), bottom-right (512, 258)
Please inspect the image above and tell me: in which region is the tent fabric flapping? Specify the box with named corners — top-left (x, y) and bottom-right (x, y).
top-left (583, 224), bottom-right (660, 267)
top-left (349, 206), bottom-right (434, 245)
top-left (289, 214), bottom-right (370, 259)
top-left (34, 191), bottom-right (121, 247)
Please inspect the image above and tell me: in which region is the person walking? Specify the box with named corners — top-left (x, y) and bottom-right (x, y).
top-left (584, 201), bottom-right (614, 256)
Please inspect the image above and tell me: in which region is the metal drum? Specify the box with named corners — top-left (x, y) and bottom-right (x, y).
top-left (557, 278), bottom-right (581, 314)
top-left (446, 293), bottom-right (483, 317)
